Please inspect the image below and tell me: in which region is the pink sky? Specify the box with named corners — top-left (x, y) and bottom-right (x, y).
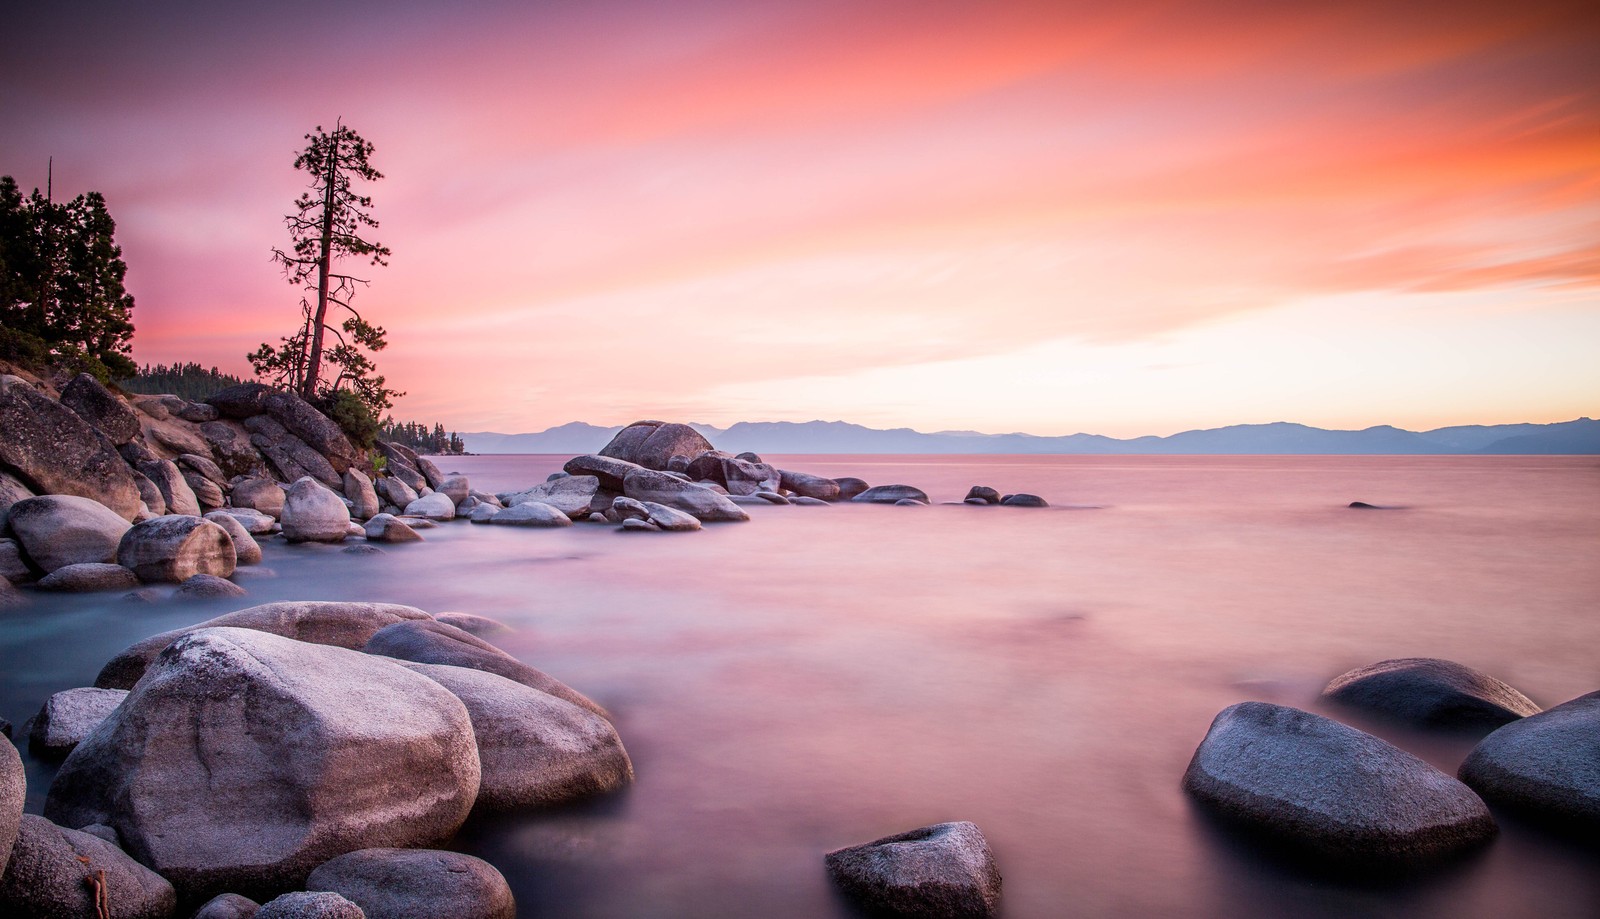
top-left (4, 0), bottom-right (1597, 435)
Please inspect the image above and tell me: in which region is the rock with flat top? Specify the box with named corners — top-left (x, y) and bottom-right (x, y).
top-left (502, 476), bottom-right (598, 518)
top-left (489, 502), bottom-right (571, 527)
top-left (28, 687), bottom-right (128, 759)
top-left (826, 821), bottom-right (1002, 919)
top-left (1458, 690), bottom-right (1600, 831)
top-left (1323, 658), bottom-right (1541, 731)
top-left (308, 847), bottom-right (514, 919)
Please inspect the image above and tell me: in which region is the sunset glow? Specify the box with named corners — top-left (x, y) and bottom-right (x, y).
top-left (5, 0), bottom-right (1596, 435)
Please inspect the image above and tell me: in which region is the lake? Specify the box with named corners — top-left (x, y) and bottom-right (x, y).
top-left (3, 454), bottom-right (1597, 917)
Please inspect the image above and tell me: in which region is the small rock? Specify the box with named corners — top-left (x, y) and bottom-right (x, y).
top-left (853, 485), bottom-right (929, 505)
top-left (1323, 658), bottom-right (1541, 731)
top-left (27, 687), bottom-right (128, 758)
top-left (363, 513), bottom-right (422, 542)
top-left (343, 544), bottom-right (386, 555)
top-left (489, 502), bottom-right (572, 527)
top-left (1458, 690), bottom-right (1600, 832)
top-left (964, 486), bottom-right (1001, 505)
top-left (825, 821), bottom-right (1001, 919)
top-left (257, 891), bottom-right (367, 919)
top-left (36, 563), bottom-right (140, 593)
top-left (395, 516), bottom-right (437, 529)
top-left (308, 848), bottom-right (514, 919)
top-left (174, 572), bottom-right (248, 601)
top-left (893, 498), bottom-right (928, 507)
top-left (1000, 494), bottom-right (1048, 507)
top-left (121, 588), bottom-right (161, 604)
top-left (754, 491), bottom-right (789, 504)
top-left (193, 892), bottom-right (262, 919)
top-left (403, 492), bottom-right (457, 521)
top-left (612, 497), bottom-right (701, 531)
top-left (205, 511), bottom-right (265, 565)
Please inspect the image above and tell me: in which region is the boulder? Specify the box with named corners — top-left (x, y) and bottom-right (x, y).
top-left (377, 475), bottom-right (419, 509)
top-left (179, 452), bottom-right (229, 485)
top-left (0, 577), bottom-right (27, 609)
top-left (343, 544), bottom-right (384, 556)
top-left (207, 382), bottom-right (272, 419)
top-left (130, 469), bottom-right (167, 516)
top-left (665, 454), bottom-right (690, 473)
top-left (620, 518), bottom-right (658, 532)
top-left (47, 627), bottom-right (481, 900)
top-left (434, 612), bottom-right (512, 638)
top-left (201, 420), bottom-right (268, 479)
top-left (597, 420), bottom-right (715, 471)
top-left (853, 485), bottom-right (930, 505)
top-left (0, 814), bottom-right (176, 919)
top-left (138, 458), bottom-right (202, 516)
top-left (0, 468), bottom-right (36, 533)
top-left (363, 513), bottom-right (422, 543)
top-left (1323, 658), bottom-right (1542, 731)
top-left (58, 372), bottom-right (141, 444)
top-left (376, 444), bottom-right (427, 492)
top-left (468, 504), bottom-right (501, 524)
top-left (437, 474), bottom-right (470, 506)
top-left (825, 822), bottom-right (1002, 919)
top-left (1458, 690), bottom-right (1600, 831)
top-left (282, 477), bottom-right (352, 543)
top-left (205, 511), bottom-right (264, 565)
top-left (562, 454), bottom-right (645, 491)
top-left (685, 451), bottom-right (779, 496)
top-left (193, 893), bottom-right (262, 919)
top-left (611, 496), bottom-right (701, 531)
top-left (146, 417), bottom-right (213, 457)
top-left (833, 477), bottom-right (870, 500)
top-left (1000, 493), bottom-right (1048, 507)
top-left (963, 486), bottom-right (1000, 505)
top-left (37, 562), bottom-right (141, 593)
top-left (117, 514), bottom-right (237, 582)
top-left (0, 537), bottom-right (30, 583)
top-left (96, 600), bottom-right (435, 689)
top-left (397, 662), bottom-right (633, 812)
top-left (215, 507), bottom-right (277, 535)
top-left (248, 416), bottom-right (341, 488)
top-left (488, 502), bottom-right (571, 528)
top-left (174, 572), bottom-right (248, 601)
top-left (1, 732), bottom-right (20, 869)
top-left (308, 848), bottom-right (514, 919)
top-left (735, 451), bottom-right (763, 463)
top-left (412, 456), bottom-right (443, 490)
top-left (257, 892), bottom-right (366, 919)
top-left (621, 469), bottom-right (749, 523)
top-left (260, 390), bottom-right (357, 474)
top-left (27, 687), bottom-right (129, 759)
top-left (403, 492), bottom-right (456, 521)
top-left (133, 394), bottom-right (169, 419)
top-left (186, 470), bottom-right (228, 511)
top-left (343, 470), bottom-right (381, 520)
top-left (363, 620), bottom-right (607, 719)
top-left (179, 402), bottom-right (220, 423)
top-left (779, 470), bottom-right (841, 500)
top-left (7, 494), bottom-right (132, 573)
top-left (232, 477), bottom-right (286, 519)
top-left (502, 475), bottom-right (599, 518)
top-left (1183, 702), bottom-right (1495, 861)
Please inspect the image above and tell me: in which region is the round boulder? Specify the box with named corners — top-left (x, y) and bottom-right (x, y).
top-left (1323, 658), bottom-right (1542, 731)
top-left (852, 484), bottom-right (930, 505)
top-left (1000, 493), bottom-right (1048, 507)
top-left (36, 562), bottom-right (140, 593)
top-left (1183, 702), bottom-right (1495, 862)
top-left (7, 494), bottom-right (132, 573)
top-left (205, 510), bottom-right (265, 565)
top-left (963, 486), bottom-right (1000, 505)
top-left (362, 513), bottom-right (423, 542)
top-left (825, 821), bottom-right (1001, 919)
top-left (256, 891), bottom-right (366, 919)
top-left (193, 892), bottom-right (262, 919)
top-left (232, 477), bottom-right (287, 519)
top-left (0, 814), bottom-right (176, 919)
top-left (281, 477), bottom-right (351, 543)
top-left (308, 848), bottom-right (515, 919)
top-left (117, 514), bottom-right (237, 583)
top-left (403, 492), bottom-right (456, 521)
top-left (597, 420), bottom-right (714, 470)
top-left (833, 477), bottom-right (870, 500)
top-left (778, 469), bottom-right (840, 501)
top-left (174, 572), bottom-right (248, 601)
top-left (1457, 690), bottom-right (1600, 831)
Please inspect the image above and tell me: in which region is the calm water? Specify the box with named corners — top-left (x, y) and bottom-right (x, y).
top-left (4, 455), bottom-right (1598, 917)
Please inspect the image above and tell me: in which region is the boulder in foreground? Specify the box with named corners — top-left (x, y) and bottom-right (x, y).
top-left (307, 847), bottom-right (516, 919)
top-left (1183, 702), bottom-right (1495, 862)
top-left (1322, 658), bottom-right (1541, 731)
top-left (0, 814), bottom-right (177, 919)
top-left (1458, 690), bottom-right (1600, 832)
top-left (0, 374), bottom-right (142, 519)
top-left (7, 494), bottom-right (131, 573)
top-left (825, 821), bottom-right (1001, 919)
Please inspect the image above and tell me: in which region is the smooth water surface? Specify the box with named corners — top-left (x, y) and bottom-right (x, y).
top-left (3, 455), bottom-right (1597, 917)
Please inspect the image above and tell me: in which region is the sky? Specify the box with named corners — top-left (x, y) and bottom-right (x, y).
top-left (4, 0), bottom-right (1597, 436)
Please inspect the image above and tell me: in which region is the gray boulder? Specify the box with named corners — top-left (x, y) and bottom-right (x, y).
top-left (147, 418), bottom-right (212, 457)
top-left (130, 468), bottom-right (168, 516)
top-left (1000, 493), bottom-right (1048, 507)
top-left (215, 507), bottom-right (278, 535)
top-left (685, 451), bottom-right (780, 496)
top-left (37, 562), bottom-right (141, 593)
top-left (398, 662), bottom-right (633, 812)
top-left (47, 627), bottom-right (480, 901)
top-left (377, 475), bottom-right (419, 509)
top-left (257, 891), bottom-right (366, 919)
top-left (205, 511), bottom-right (264, 565)
top-left (343, 470), bottom-right (381, 520)
top-left (180, 402), bottom-right (220, 423)
top-left (779, 470), bottom-right (841, 500)
top-left (179, 452), bottom-right (229, 486)
top-left (117, 514), bottom-right (237, 582)
top-left (0, 537), bottom-right (30, 583)
top-left (825, 821), bottom-right (1001, 919)
top-left (0, 376), bottom-right (141, 518)
top-left (1458, 690), bottom-right (1600, 831)
top-left (597, 420), bottom-right (714, 470)
top-left (363, 513), bottom-right (422, 543)
top-left (620, 518), bottom-right (657, 532)
top-left (468, 504), bottom-right (501, 523)
top-left (206, 382), bottom-right (273, 419)
top-left (28, 687), bottom-right (128, 759)
top-left (403, 492), bottom-right (456, 521)
top-left (138, 458), bottom-right (202, 516)
top-left (0, 814), bottom-right (176, 919)
top-left (562, 454), bottom-right (644, 491)
top-left (232, 477), bottom-right (286, 519)
top-left (7, 494), bottom-right (132, 573)
top-left (248, 416), bottom-right (341, 488)
top-left (833, 477), bottom-right (870, 500)
top-left (437, 474), bottom-right (469, 505)
top-left (434, 612), bottom-right (512, 638)
top-left (963, 486), bottom-right (1000, 504)
top-left (621, 469), bottom-right (749, 523)
top-left (260, 389), bottom-right (357, 474)
top-left (186, 471), bottom-right (228, 511)
top-left (853, 485), bottom-right (930, 505)
top-left (174, 572), bottom-right (248, 601)
top-left (503, 475), bottom-right (598, 518)
top-left (1183, 702), bottom-right (1495, 861)
top-left (415, 456), bottom-right (445, 490)
top-left (201, 420), bottom-right (268, 479)
top-left (611, 496), bottom-right (701, 531)
top-left (95, 600), bottom-right (435, 689)
top-left (59, 372), bottom-right (141, 444)
top-left (1323, 658), bottom-right (1542, 731)
top-left (282, 477), bottom-right (352, 543)
top-left (1, 733), bottom-right (20, 869)
top-left (376, 442), bottom-right (427, 491)
top-left (363, 619), bottom-right (607, 719)
top-left (0, 468), bottom-right (35, 533)
top-left (308, 848), bottom-right (514, 919)
top-left (193, 892), bottom-right (262, 919)
top-left (488, 502), bottom-right (571, 528)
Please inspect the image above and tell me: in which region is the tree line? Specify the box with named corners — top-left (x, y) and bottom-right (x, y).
top-left (378, 419), bottom-right (466, 455)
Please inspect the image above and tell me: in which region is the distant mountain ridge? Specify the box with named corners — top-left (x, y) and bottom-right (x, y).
top-left (458, 417), bottom-right (1600, 456)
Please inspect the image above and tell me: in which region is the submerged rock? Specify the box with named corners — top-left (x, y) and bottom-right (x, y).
top-left (964, 486), bottom-right (1000, 505)
top-left (488, 501), bottom-right (572, 528)
top-left (1183, 702), bottom-right (1495, 862)
top-left (0, 814), bottom-right (176, 919)
top-left (117, 514), bottom-right (237, 583)
top-left (852, 485), bottom-right (929, 505)
top-left (174, 572), bottom-right (248, 601)
top-left (7, 494), bottom-right (131, 573)
top-left (1458, 690), bottom-right (1600, 832)
top-left (833, 477), bottom-right (870, 500)
top-left (28, 687), bottom-right (128, 759)
top-left (825, 821), bottom-right (1002, 919)
top-left (1000, 493), bottom-right (1048, 507)
top-left (1322, 658), bottom-right (1541, 731)
top-left (779, 469), bottom-right (840, 500)
top-left (308, 848), bottom-right (514, 919)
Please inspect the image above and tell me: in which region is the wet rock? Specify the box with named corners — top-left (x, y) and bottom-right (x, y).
top-left (1000, 494), bottom-right (1048, 507)
top-left (204, 511), bottom-right (264, 565)
top-left (121, 588), bottom-right (161, 604)
top-left (27, 687), bottom-right (128, 759)
top-left (1458, 690), bottom-right (1600, 832)
top-left (434, 612), bottom-right (512, 638)
top-left (193, 892), bottom-right (262, 919)
top-left (37, 562), bottom-right (141, 593)
top-left (611, 496), bottom-right (701, 531)
top-left (282, 477), bottom-right (352, 543)
top-left (1, 731), bottom-right (20, 868)
top-left (468, 504), bottom-right (501, 524)
top-left (95, 600), bottom-right (434, 689)
top-left (0, 378), bottom-right (146, 516)
top-left (47, 627), bottom-right (480, 901)
top-left (343, 470), bottom-right (381, 521)
top-left (257, 891), bottom-right (366, 919)
top-left (201, 420), bottom-right (268, 479)
top-left (502, 475), bottom-right (599, 519)
top-left (489, 502), bottom-right (572, 527)
top-left (7, 494), bottom-right (132, 573)
top-left (854, 485), bottom-right (931, 505)
top-left (779, 469), bottom-right (841, 500)
top-left (396, 663), bottom-right (633, 811)
top-left (363, 513), bottom-right (422, 543)
top-left (342, 544), bottom-right (384, 556)
top-left (59, 372), bottom-right (141, 444)
top-left (0, 814), bottom-right (176, 919)
top-left (825, 821), bottom-right (1002, 919)
top-left (138, 458), bottom-right (201, 516)
top-left (562, 454), bottom-right (645, 491)
top-left (364, 619), bottom-right (607, 719)
top-left (117, 514), bottom-right (237, 582)
top-left (621, 469), bottom-right (749, 523)
top-left (1323, 658), bottom-right (1541, 731)
top-left (403, 492), bottom-right (456, 521)
top-left (1183, 702), bottom-right (1495, 861)
top-left (598, 420), bottom-right (714, 471)
top-left (833, 477), bottom-right (870, 500)
top-left (174, 572), bottom-right (248, 601)
top-left (232, 477), bottom-right (287, 519)
top-left (964, 486), bottom-right (1000, 505)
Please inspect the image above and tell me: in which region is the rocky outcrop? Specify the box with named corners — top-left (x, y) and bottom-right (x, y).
top-left (598, 421), bottom-right (714, 471)
top-left (1323, 658), bottom-right (1542, 731)
top-left (248, 415), bottom-right (341, 488)
top-left (262, 391), bottom-right (357, 474)
top-left (825, 822), bottom-right (1002, 919)
top-left (117, 514), bottom-right (237, 582)
top-left (1458, 690), bottom-right (1600, 831)
top-left (0, 814), bottom-right (177, 919)
top-left (201, 420), bottom-right (267, 479)
top-left (375, 443), bottom-right (427, 492)
top-left (853, 485), bottom-right (930, 505)
top-left (7, 494), bottom-right (132, 573)
top-left (562, 454), bottom-right (644, 491)
top-left (0, 376), bottom-right (142, 518)
top-left (207, 382), bottom-right (274, 419)
top-left (282, 477), bottom-right (352, 543)
top-left (59, 372), bottom-right (141, 445)
top-left (27, 687), bottom-right (129, 759)
top-left (685, 451), bottom-right (779, 496)
top-left (502, 475), bottom-right (599, 518)
top-left (1183, 702), bottom-right (1495, 861)
top-left (36, 562), bottom-right (141, 593)
top-left (307, 848), bottom-right (515, 919)
top-left (621, 469), bottom-right (748, 523)
top-left (47, 627), bottom-right (481, 900)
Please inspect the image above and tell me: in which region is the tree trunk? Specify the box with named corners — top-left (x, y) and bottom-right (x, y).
top-left (302, 136), bottom-right (339, 400)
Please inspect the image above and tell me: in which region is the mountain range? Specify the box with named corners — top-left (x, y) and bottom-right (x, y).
top-left (458, 417), bottom-right (1600, 456)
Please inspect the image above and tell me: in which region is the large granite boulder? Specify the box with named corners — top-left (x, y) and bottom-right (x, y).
top-left (138, 458), bottom-right (202, 516)
top-left (1323, 658), bottom-right (1542, 731)
top-left (376, 475), bottom-right (418, 509)
top-left (343, 470), bottom-right (381, 520)
top-left (1183, 702), bottom-right (1495, 861)
top-left (46, 627), bottom-right (481, 900)
top-left (1, 735), bottom-right (21, 870)
top-left (205, 510), bottom-right (264, 565)
top-left (7, 494), bottom-right (132, 573)
top-left (598, 421), bottom-right (714, 471)
top-left (621, 469), bottom-right (749, 523)
top-left (685, 451), bottom-right (780, 496)
top-left (415, 457), bottom-right (445, 490)
top-left (853, 485), bottom-right (930, 505)
top-left (502, 475), bottom-right (599, 518)
top-left (363, 620), bottom-right (607, 719)
top-left (562, 454), bottom-right (644, 491)
top-left (207, 382), bottom-right (273, 419)
top-left (963, 486), bottom-right (1001, 505)
top-left (779, 470), bottom-right (841, 501)
top-left (833, 477), bottom-right (871, 500)
top-left (437, 474), bottom-right (469, 506)
top-left (179, 452), bottom-right (228, 486)
top-left (248, 416), bottom-right (341, 488)
top-left (375, 443), bottom-right (427, 492)
top-left (282, 477), bottom-right (352, 543)
top-left (28, 687), bottom-right (129, 759)
top-left (95, 601), bottom-right (434, 689)
top-left (257, 891), bottom-right (366, 919)
top-left (403, 492), bottom-right (456, 521)
top-left (825, 821), bottom-right (1001, 919)
top-left (488, 502), bottom-right (571, 528)
top-left (0, 814), bottom-right (176, 919)
top-left (215, 507), bottom-right (278, 535)
top-left (185, 470), bottom-right (227, 511)
top-left (308, 848), bottom-right (515, 919)
top-left (1458, 690), bottom-right (1600, 831)
top-left (117, 514), bottom-right (237, 582)
top-left (58, 372), bottom-right (141, 444)
top-left (398, 662), bottom-right (632, 811)
top-left (362, 513), bottom-right (422, 543)
top-left (201, 420), bottom-right (267, 479)
top-left (232, 477), bottom-right (286, 519)
top-left (36, 562), bottom-right (141, 593)
top-left (262, 390), bottom-right (356, 474)
top-left (611, 496), bottom-right (701, 531)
